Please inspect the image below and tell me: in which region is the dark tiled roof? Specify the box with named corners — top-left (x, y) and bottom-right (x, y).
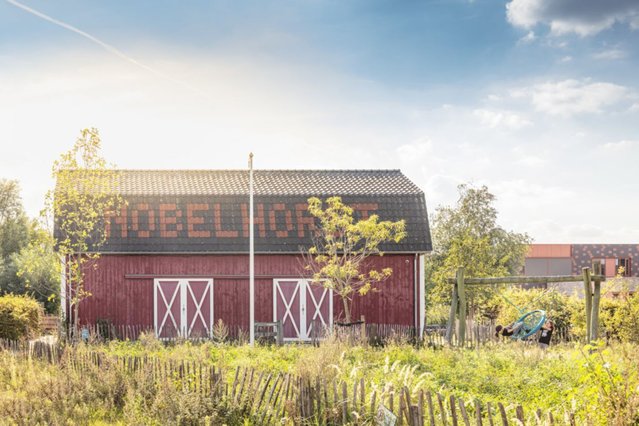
top-left (111, 169), bottom-right (423, 196)
top-left (57, 169), bottom-right (432, 253)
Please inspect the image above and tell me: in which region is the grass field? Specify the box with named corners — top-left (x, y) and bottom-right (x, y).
top-left (1, 336), bottom-right (638, 425)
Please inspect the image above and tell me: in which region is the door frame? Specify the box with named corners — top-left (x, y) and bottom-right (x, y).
top-left (273, 278), bottom-right (333, 342)
top-left (153, 278), bottom-right (214, 339)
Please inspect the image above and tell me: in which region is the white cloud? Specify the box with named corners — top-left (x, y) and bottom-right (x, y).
top-left (423, 174), bottom-right (464, 209)
top-left (506, 0), bottom-right (639, 36)
top-left (511, 79), bottom-right (629, 117)
top-left (601, 140), bottom-right (638, 152)
top-left (518, 30), bottom-right (537, 44)
top-left (593, 49), bottom-right (627, 60)
top-left (473, 108), bottom-right (532, 130)
top-left (494, 179), bottom-right (575, 204)
top-left (559, 55), bottom-right (573, 63)
top-left (512, 146), bottom-right (547, 167)
top-left (396, 139), bottom-right (433, 164)
top-left (517, 156), bottom-right (546, 167)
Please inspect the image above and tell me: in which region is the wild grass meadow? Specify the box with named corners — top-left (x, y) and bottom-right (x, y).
top-left (1, 336), bottom-right (638, 425)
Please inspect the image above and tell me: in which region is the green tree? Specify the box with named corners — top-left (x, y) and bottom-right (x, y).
top-left (46, 128), bottom-right (123, 336)
top-left (0, 179), bottom-right (30, 294)
top-left (303, 196), bottom-right (406, 323)
top-left (597, 270), bottom-right (639, 343)
top-left (13, 224), bottom-right (60, 314)
top-left (426, 184), bottom-right (531, 319)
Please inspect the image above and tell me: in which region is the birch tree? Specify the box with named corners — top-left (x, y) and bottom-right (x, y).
top-left (47, 128), bottom-right (123, 337)
top-left (304, 196), bottom-right (406, 323)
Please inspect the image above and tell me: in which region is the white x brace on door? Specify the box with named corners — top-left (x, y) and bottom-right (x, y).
top-left (273, 279), bottom-right (333, 341)
top-left (154, 278), bottom-right (213, 339)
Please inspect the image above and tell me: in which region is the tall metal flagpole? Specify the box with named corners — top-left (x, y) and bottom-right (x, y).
top-left (249, 153), bottom-right (255, 346)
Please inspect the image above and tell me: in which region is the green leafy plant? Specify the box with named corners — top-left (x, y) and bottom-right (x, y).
top-left (577, 343), bottom-right (639, 425)
top-left (46, 128), bottom-right (124, 338)
top-left (0, 294), bottom-right (42, 340)
top-left (304, 196), bottom-right (406, 323)
top-left (426, 184), bottom-right (531, 318)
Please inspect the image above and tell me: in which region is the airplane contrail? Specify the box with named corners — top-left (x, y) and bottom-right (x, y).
top-left (6, 0), bottom-right (208, 98)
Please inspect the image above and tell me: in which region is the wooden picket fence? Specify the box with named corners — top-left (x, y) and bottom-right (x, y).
top-left (426, 322), bottom-right (578, 349)
top-left (0, 338), bottom-right (62, 363)
top-left (52, 322), bottom-right (575, 349)
top-left (0, 339), bottom-right (577, 425)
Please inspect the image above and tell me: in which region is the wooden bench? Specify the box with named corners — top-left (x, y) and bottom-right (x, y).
top-left (254, 321), bottom-right (283, 345)
top-left (40, 315), bottom-right (59, 335)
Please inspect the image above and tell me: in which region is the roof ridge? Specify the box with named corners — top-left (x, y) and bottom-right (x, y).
top-left (112, 169), bottom-right (403, 172)
top-left (65, 169), bottom-right (424, 196)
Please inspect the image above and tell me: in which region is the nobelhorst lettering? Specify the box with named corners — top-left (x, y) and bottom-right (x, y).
top-left (159, 203), bottom-right (183, 238)
top-left (295, 203), bottom-right (315, 238)
top-left (213, 203), bottom-right (239, 238)
top-left (105, 201), bottom-right (379, 240)
top-left (269, 203), bottom-right (293, 238)
top-left (131, 203), bottom-right (155, 238)
top-left (351, 203), bottom-right (378, 219)
top-left (105, 205), bottom-right (128, 238)
top-left (241, 203), bottom-right (266, 238)
top-left (186, 203), bottom-right (210, 238)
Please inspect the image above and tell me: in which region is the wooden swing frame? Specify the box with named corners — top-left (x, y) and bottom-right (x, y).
top-left (444, 261), bottom-right (606, 347)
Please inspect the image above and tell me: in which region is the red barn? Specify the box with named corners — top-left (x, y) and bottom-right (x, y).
top-left (60, 170), bottom-right (432, 341)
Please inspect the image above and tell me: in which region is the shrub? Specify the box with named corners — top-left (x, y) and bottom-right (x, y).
top-left (0, 294), bottom-right (43, 340)
top-left (425, 303), bottom-right (450, 325)
top-left (604, 293), bottom-right (639, 343)
top-left (494, 287), bottom-right (578, 331)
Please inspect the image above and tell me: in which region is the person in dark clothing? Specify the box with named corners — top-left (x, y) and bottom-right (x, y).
top-left (538, 320), bottom-right (554, 348)
top-left (495, 320), bottom-right (525, 337)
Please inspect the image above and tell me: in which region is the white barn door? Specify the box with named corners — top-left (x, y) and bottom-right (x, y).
top-left (154, 278), bottom-right (213, 339)
top-left (273, 279), bottom-right (332, 341)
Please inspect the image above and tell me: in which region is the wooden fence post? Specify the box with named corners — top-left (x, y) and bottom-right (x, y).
top-left (591, 261), bottom-right (602, 341)
top-left (475, 400), bottom-right (483, 426)
top-left (582, 267), bottom-right (592, 342)
top-left (437, 393), bottom-right (448, 426)
top-left (341, 381), bottom-right (348, 424)
top-left (497, 402), bottom-right (508, 426)
top-left (515, 405), bottom-right (524, 425)
top-left (457, 268), bottom-right (467, 347)
top-left (450, 395), bottom-right (459, 426)
top-left (446, 283), bottom-right (458, 345)
top-left (486, 402), bottom-right (495, 426)
top-left (276, 321), bottom-right (283, 346)
top-left (426, 391), bottom-right (436, 426)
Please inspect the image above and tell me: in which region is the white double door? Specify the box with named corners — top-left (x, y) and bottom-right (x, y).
top-left (154, 278), bottom-right (213, 339)
top-left (273, 279), bottom-right (333, 341)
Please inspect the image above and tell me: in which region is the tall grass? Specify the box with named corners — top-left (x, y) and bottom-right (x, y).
top-left (1, 338), bottom-right (638, 424)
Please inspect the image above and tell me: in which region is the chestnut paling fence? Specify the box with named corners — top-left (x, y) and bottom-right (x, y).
top-left (1, 338), bottom-right (579, 425)
top-left (48, 319), bottom-right (575, 347)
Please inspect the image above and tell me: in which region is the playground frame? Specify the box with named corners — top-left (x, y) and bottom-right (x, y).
top-left (445, 261), bottom-right (606, 346)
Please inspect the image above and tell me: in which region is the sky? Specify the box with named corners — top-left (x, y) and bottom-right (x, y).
top-left (0, 0), bottom-right (638, 243)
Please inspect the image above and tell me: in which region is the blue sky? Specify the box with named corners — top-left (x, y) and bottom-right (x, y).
top-left (1, 0), bottom-right (638, 242)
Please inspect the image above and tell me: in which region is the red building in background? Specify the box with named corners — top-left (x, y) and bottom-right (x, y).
top-left (525, 244), bottom-right (637, 295)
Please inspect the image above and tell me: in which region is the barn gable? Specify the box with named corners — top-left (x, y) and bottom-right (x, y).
top-left (98, 169), bottom-right (431, 253)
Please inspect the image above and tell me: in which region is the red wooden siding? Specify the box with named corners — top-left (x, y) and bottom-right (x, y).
top-left (335, 255), bottom-right (415, 325)
top-left (74, 254), bottom-right (416, 331)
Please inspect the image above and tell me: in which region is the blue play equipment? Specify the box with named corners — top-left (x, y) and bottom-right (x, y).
top-left (498, 290), bottom-right (548, 340)
top-left (511, 309), bottom-right (547, 339)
